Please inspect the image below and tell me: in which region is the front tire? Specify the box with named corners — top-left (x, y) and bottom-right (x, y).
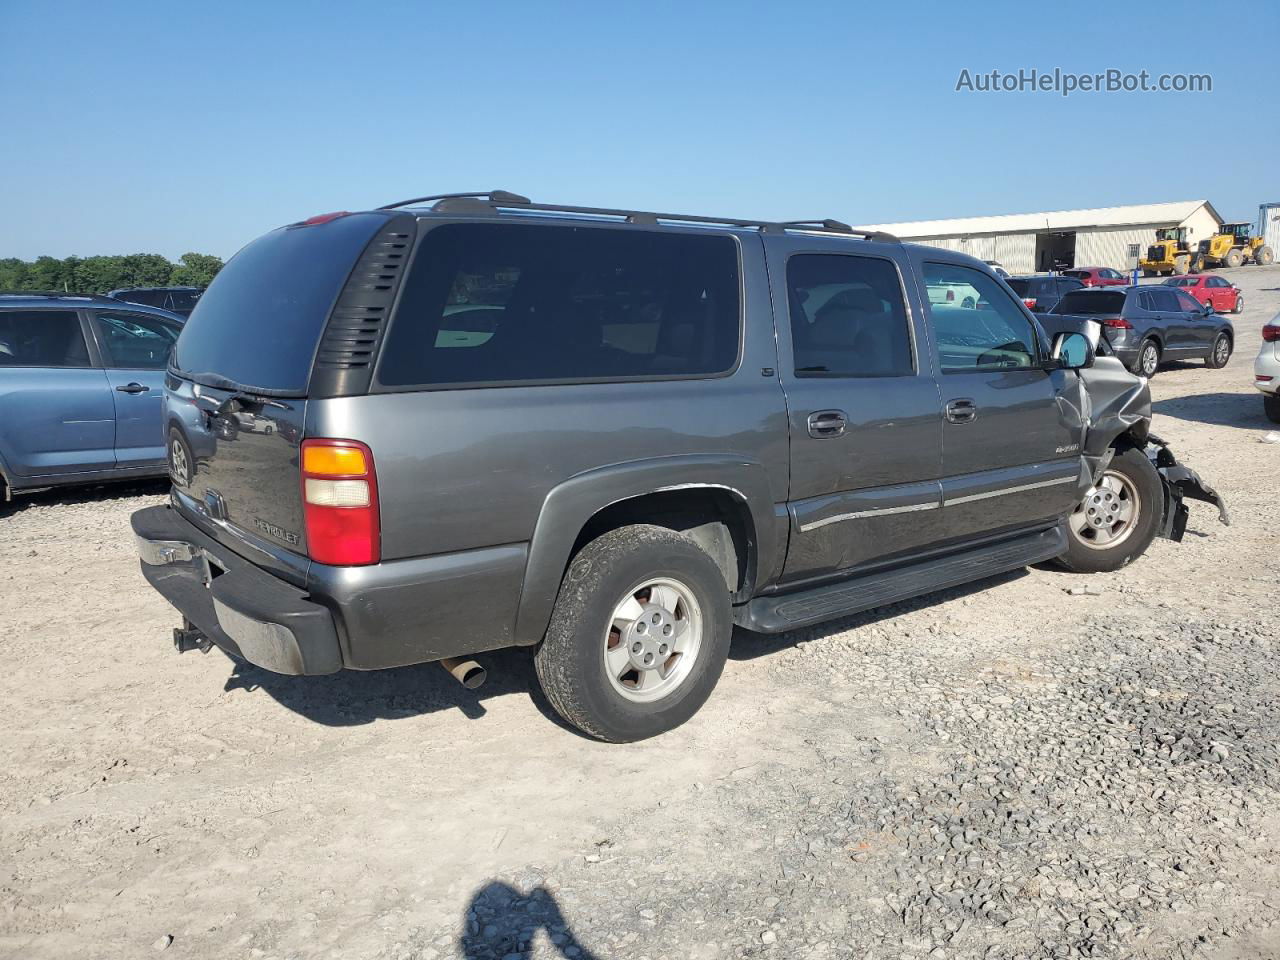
top-left (1225, 248), bottom-right (1244, 269)
top-left (1256, 245), bottom-right (1274, 266)
top-left (1206, 332), bottom-right (1232, 369)
top-left (1058, 448), bottom-right (1163, 574)
top-left (535, 524), bottom-right (732, 742)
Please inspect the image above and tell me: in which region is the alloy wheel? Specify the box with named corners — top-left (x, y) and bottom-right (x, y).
top-left (1069, 471), bottom-right (1140, 550)
top-left (603, 577), bottom-right (702, 703)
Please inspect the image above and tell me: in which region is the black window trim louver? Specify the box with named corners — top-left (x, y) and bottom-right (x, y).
top-left (309, 213), bottom-right (418, 398)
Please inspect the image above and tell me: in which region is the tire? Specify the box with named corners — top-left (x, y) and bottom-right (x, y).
top-left (1058, 448), bottom-right (1163, 574)
top-left (1256, 245), bottom-right (1274, 266)
top-left (1225, 248), bottom-right (1244, 269)
top-left (167, 428), bottom-right (194, 488)
top-left (1174, 255), bottom-right (1190, 274)
top-left (1206, 332), bottom-right (1232, 369)
top-left (1265, 393), bottom-right (1280, 424)
top-left (534, 524), bottom-right (732, 742)
top-left (1232, 294), bottom-right (1244, 314)
top-left (1131, 338), bottom-right (1161, 378)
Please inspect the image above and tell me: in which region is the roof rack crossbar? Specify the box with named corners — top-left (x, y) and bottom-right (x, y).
top-left (375, 191), bottom-right (899, 242)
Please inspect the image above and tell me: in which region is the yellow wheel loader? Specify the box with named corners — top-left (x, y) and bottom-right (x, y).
top-left (1192, 222), bottom-right (1275, 271)
top-left (1139, 227), bottom-right (1194, 276)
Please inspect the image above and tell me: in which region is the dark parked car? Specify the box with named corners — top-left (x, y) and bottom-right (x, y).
top-left (1006, 274), bottom-right (1085, 313)
top-left (131, 191), bottom-right (1225, 742)
top-left (1048, 285), bottom-right (1233, 377)
top-left (108, 286), bottom-right (204, 317)
top-left (0, 293), bottom-right (184, 503)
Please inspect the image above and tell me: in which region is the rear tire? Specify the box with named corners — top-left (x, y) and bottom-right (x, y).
top-left (1225, 248), bottom-right (1244, 269)
top-left (1174, 254), bottom-right (1190, 274)
top-left (1131, 338), bottom-right (1161, 378)
top-left (1233, 294), bottom-right (1244, 314)
top-left (1058, 448), bottom-right (1163, 574)
top-left (1265, 393), bottom-right (1280, 424)
top-left (535, 524), bottom-right (732, 742)
top-left (1206, 332), bottom-right (1232, 369)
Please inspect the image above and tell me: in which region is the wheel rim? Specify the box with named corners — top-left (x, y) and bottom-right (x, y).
top-left (1236, 297), bottom-right (1244, 313)
top-left (1069, 470), bottom-right (1140, 550)
top-left (1214, 336), bottom-right (1230, 365)
top-left (169, 438), bottom-right (190, 486)
top-left (603, 577), bottom-right (703, 703)
top-left (1141, 344), bottom-right (1158, 376)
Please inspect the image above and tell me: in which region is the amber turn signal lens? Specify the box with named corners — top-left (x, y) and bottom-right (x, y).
top-left (302, 445), bottom-right (367, 476)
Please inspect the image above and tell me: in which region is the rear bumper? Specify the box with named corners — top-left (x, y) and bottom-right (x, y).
top-left (133, 505), bottom-right (343, 675)
top-left (132, 504), bottom-right (528, 675)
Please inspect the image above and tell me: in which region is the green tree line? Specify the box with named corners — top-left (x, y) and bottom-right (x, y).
top-left (0, 252), bottom-right (224, 294)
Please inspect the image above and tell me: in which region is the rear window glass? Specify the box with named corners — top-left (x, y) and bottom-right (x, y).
top-left (171, 212), bottom-right (387, 392)
top-left (1053, 291), bottom-right (1126, 315)
top-left (0, 310), bottom-right (90, 367)
top-left (1166, 277), bottom-right (1195, 287)
top-left (377, 223), bottom-right (741, 387)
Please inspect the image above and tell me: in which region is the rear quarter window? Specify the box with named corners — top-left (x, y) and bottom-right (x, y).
top-left (376, 223), bottom-right (742, 388)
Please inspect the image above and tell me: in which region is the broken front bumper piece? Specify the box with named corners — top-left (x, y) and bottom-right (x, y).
top-left (1147, 434), bottom-right (1230, 542)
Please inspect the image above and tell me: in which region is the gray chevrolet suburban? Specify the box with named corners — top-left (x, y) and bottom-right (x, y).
top-left (132, 191), bottom-right (1227, 741)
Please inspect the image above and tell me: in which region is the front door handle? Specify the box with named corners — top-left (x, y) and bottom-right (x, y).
top-left (807, 409), bottom-right (848, 438)
top-left (115, 382), bottom-right (150, 394)
top-left (944, 398), bottom-right (977, 424)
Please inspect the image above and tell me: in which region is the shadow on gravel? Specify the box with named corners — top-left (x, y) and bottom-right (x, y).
top-left (1, 477), bottom-right (169, 516)
top-left (1152, 392), bottom-right (1272, 430)
top-left (458, 881), bottom-right (601, 959)
top-left (730, 568), bottom-right (1026, 661)
top-left (222, 645), bottom-right (585, 735)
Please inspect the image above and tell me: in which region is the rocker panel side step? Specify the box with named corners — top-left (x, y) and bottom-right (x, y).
top-left (736, 525), bottom-right (1066, 634)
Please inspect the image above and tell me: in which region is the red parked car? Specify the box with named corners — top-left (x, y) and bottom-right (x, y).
top-left (1061, 266), bottom-right (1129, 287)
top-left (1164, 274), bottom-right (1243, 314)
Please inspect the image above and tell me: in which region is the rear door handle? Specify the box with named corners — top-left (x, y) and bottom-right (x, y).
top-left (944, 398), bottom-right (977, 424)
top-left (807, 409), bottom-right (848, 438)
top-left (115, 382), bottom-right (150, 394)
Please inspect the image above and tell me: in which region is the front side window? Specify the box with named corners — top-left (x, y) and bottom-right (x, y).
top-left (923, 263), bottom-right (1038, 372)
top-left (93, 311), bottom-right (182, 368)
top-left (378, 224), bottom-right (741, 387)
top-left (0, 310), bottom-right (90, 367)
top-left (786, 254), bottom-right (913, 377)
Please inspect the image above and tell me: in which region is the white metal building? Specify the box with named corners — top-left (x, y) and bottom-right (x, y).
top-left (856, 200), bottom-right (1222, 275)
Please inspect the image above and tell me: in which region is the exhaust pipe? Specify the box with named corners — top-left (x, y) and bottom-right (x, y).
top-left (440, 657), bottom-right (486, 690)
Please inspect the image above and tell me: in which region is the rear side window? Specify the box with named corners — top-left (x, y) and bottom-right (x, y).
top-left (377, 224), bottom-right (741, 387)
top-left (1150, 289), bottom-right (1182, 312)
top-left (171, 212), bottom-right (390, 393)
top-left (1053, 291), bottom-right (1126, 315)
top-left (786, 254), bottom-right (913, 377)
top-left (0, 310), bottom-right (90, 367)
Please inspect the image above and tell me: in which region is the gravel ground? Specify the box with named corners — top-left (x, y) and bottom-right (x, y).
top-left (2, 267), bottom-right (1279, 960)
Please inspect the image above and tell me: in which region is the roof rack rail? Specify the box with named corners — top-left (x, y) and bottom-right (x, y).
top-left (0, 290), bottom-right (119, 300)
top-left (375, 191), bottom-right (899, 242)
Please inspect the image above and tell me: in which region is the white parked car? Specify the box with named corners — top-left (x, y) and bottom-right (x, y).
top-left (1256, 313), bottom-right (1280, 423)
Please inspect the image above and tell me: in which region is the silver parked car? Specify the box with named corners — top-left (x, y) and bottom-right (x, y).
top-left (1255, 312), bottom-right (1280, 423)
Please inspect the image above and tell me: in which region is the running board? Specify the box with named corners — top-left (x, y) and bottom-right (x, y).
top-left (736, 525), bottom-right (1066, 634)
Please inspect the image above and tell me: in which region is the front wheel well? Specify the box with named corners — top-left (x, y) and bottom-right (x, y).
top-left (571, 489), bottom-right (756, 601)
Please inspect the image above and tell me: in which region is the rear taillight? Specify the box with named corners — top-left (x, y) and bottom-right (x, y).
top-left (1022, 298), bottom-right (1037, 309)
top-left (1263, 324), bottom-right (1280, 343)
top-left (1100, 317), bottom-right (1133, 329)
top-left (300, 439), bottom-right (379, 565)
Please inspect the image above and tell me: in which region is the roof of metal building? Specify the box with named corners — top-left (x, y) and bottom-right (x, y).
top-left (855, 200), bottom-right (1221, 239)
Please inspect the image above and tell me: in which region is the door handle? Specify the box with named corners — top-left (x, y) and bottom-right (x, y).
top-left (807, 409), bottom-right (848, 438)
top-left (944, 398), bottom-right (977, 424)
top-left (115, 382), bottom-right (150, 394)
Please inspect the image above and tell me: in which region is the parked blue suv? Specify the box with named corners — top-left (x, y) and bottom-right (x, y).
top-left (0, 293), bottom-right (184, 503)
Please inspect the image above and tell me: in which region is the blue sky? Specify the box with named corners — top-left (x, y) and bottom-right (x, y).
top-left (2, 0), bottom-right (1276, 260)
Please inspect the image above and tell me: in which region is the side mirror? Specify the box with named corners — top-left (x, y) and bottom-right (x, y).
top-left (1051, 331), bottom-right (1094, 370)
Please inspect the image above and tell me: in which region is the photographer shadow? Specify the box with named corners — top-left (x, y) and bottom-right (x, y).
top-left (459, 881), bottom-right (601, 959)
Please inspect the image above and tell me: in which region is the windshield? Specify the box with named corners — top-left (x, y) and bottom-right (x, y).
top-left (1052, 290), bottom-right (1126, 315)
